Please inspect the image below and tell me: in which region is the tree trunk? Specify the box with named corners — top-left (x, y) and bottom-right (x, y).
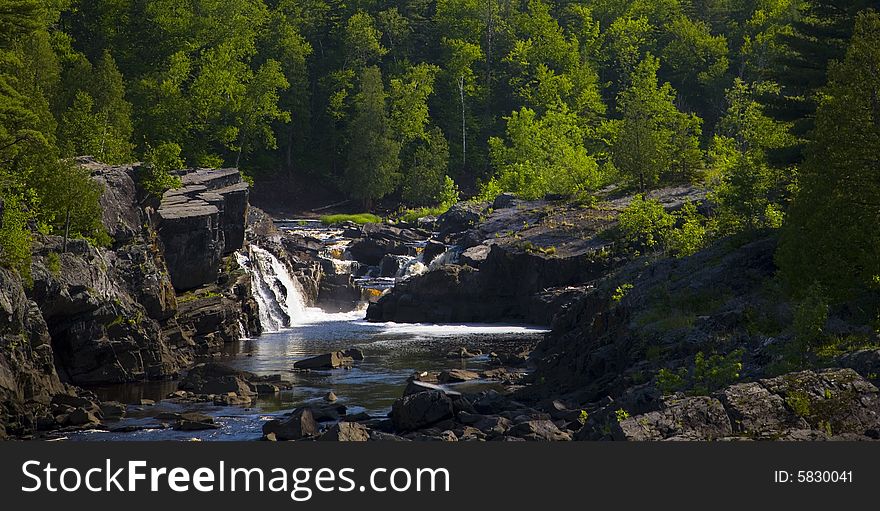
top-left (62, 208), bottom-right (71, 254)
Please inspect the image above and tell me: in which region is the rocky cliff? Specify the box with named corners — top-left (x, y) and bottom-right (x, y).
top-left (0, 158), bottom-right (260, 438)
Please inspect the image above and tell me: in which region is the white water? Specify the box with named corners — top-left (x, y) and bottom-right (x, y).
top-left (238, 246), bottom-right (309, 332)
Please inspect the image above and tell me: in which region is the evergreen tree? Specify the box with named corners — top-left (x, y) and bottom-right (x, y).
top-left (610, 55), bottom-right (703, 191)
top-left (343, 66), bottom-right (400, 207)
top-left (777, 11), bottom-right (880, 300)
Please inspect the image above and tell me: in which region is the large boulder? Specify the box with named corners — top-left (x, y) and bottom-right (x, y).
top-left (612, 396), bottom-right (734, 441)
top-left (263, 408), bottom-right (319, 440)
top-left (178, 363), bottom-right (255, 396)
top-left (391, 390), bottom-right (454, 431)
top-left (294, 351), bottom-right (355, 370)
top-left (319, 421), bottom-right (370, 441)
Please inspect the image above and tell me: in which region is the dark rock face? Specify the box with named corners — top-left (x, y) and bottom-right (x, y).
top-left (391, 390), bottom-right (454, 431)
top-left (0, 267), bottom-right (65, 435)
top-left (79, 157), bottom-right (142, 246)
top-left (28, 237), bottom-right (182, 385)
top-left (437, 202), bottom-right (487, 235)
top-left (158, 168), bottom-right (249, 291)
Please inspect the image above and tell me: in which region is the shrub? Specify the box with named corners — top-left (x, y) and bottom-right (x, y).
top-left (140, 142), bottom-right (184, 196)
top-left (618, 195), bottom-right (675, 251)
top-left (0, 196), bottom-right (33, 279)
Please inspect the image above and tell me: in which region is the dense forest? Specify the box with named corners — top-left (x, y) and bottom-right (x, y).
top-left (0, 0), bottom-right (879, 317)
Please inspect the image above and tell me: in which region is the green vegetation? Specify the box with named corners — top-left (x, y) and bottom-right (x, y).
top-left (657, 349), bottom-right (744, 396)
top-left (0, 0), bottom-right (877, 367)
top-left (320, 213), bottom-right (382, 226)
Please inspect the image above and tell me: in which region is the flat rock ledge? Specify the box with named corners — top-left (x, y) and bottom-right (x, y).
top-left (158, 168), bottom-right (249, 291)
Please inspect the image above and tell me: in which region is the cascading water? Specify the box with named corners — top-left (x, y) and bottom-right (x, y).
top-left (237, 246), bottom-right (308, 332)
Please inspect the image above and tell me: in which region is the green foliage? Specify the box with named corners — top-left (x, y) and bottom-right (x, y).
top-left (319, 213), bottom-right (382, 226)
top-left (612, 283), bottom-right (633, 302)
top-left (0, 195), bottom-right (33, 278)
top-left (656, 349), bottom-right (745, 396)
top-left (777, 12), bottom-right (880, 302)
top-left (484, 105), bottom-right (603, 200)
top-left (792, 283), bottom-right (829, 351)
top-left (45, 251), bottom-right (60, 275)
top-left (617, 194), bottom-right (675, 251)
top-left (400, 127), bottom-right (451, 207)
top-left (614, 408), bottom-right (630, 422)
top-left (140, 142), bottom-right (183, 196)
top-left (610, 55), bottom-right (703, 192)
top-left (785, 391), bottom-right (811, 417)
top-left (343, 66), bottom-right (400, 206)
top-left (618, 195), bottom-right (710, 257)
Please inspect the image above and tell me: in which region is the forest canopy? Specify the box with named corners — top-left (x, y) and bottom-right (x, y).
top-left (0, 0), bottom-right (879, 305)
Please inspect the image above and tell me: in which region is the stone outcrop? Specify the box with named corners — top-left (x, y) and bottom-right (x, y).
top-left (158, 168), bottom-right (249, 291)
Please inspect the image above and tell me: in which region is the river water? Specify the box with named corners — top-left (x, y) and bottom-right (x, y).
top-left (65, 224), bottom-right (547, 441)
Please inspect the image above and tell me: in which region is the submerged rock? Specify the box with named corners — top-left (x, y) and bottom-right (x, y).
top-left (294, 351), bottom-right (355, 370)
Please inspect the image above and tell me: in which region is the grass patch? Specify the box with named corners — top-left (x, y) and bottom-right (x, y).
top-left (320, 213), bottom-right (382, 226)
top-left (396, 205), bottom-right (449, 224)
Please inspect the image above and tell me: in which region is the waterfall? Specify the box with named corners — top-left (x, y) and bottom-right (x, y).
top-left (427, 247), bottom-right (462, 271)
top-left (236, 246), bottom-right (308, 332)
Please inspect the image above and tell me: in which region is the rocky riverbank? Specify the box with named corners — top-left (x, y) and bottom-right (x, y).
top-left (0, 158), bottom-right (261, 439)
top-left (3, 170), bottom-right (878, 442)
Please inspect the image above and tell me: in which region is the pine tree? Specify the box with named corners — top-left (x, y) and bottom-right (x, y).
top-left (777, 11), bottom-right (880, 300)
top-left (343, 66), bottom-right (400, 208)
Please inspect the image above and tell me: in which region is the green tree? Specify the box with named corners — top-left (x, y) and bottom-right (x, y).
top-left (610, 55), bottom-right (703, 191)
top-left (485, 104), bottom-right (602, 200)
top-left (777, 12), bottom-right (880, 300)
top-left (343, 66), bottom-right (400, 207)
top-left (401, 126), bottom-right (451, 207)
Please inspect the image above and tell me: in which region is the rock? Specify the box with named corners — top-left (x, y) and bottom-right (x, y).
top-left (179, 363), bottom-right (255, 396)
top-left (139, 399), bottom-right (156, 406)
top-left (343, 348), bottom-right (365, 361)
top-left (263, 408), bottom-right (319, 440)
top-left (99, 401), bottom-right (126, 420)
top-left (325, 391), bottom-right (338, 402)
top-left (307, 403), bottom-right (348, 422)
top-left (158, 168), bottom-right (250, 291)
top-left (492, 193), bottom-right (519, 210)
top-left (437, 202), bottom-right (486, 234)
top-left (438, 369), bottom-right (480, 384)
top-left (294, 351), bottom-right (355, 370)
top-left (717, 382), bottom-right (801, 435)
top-left (403, 380), bottom-right (462, 397)
top-left (459, 245), bottom-right (491, 267)
top-left (379, 255), bottom-right (406, 277)
top-left (422, 241), bottom-right (447, 265)
top-left (391, 391), bottom-right (454, 431)
top-left (612, 396), bottom-right (733, 441)
top-left (174, 412), bottom-right (218, 431)
top-left (254, 383), bottom-right (280, 395)
top-left (319, 422), bottom-right (370, 442)
top-left (67, 407), bottom-right (101, 427)
top-left (508, 420), bottom-right (571, 441)
top-left (840, 349), bottom-right (880, 380)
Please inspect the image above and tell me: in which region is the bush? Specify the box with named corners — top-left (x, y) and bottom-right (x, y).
top-left (617, 195), bottom-right (675, 251)
top-left (0, 195), bottom-right (33, 279)
top-left (656, 349), bottom-right (744, 395)
top-left (140, 142), bottom-right (184, 196)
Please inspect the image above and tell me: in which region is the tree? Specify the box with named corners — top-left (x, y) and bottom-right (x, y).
top-left (401, 126), bottom-right (451, 207)
top-left (343, 66), bottom-right (400, 207)
top-left (610, 55), bottom-right (703, 191)
top-left (710, 79), bottom-right (794, 232)
top-left (485, 104), bottom-right (602, 200)
top-left (777, 12), bottom-right (880, 300)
